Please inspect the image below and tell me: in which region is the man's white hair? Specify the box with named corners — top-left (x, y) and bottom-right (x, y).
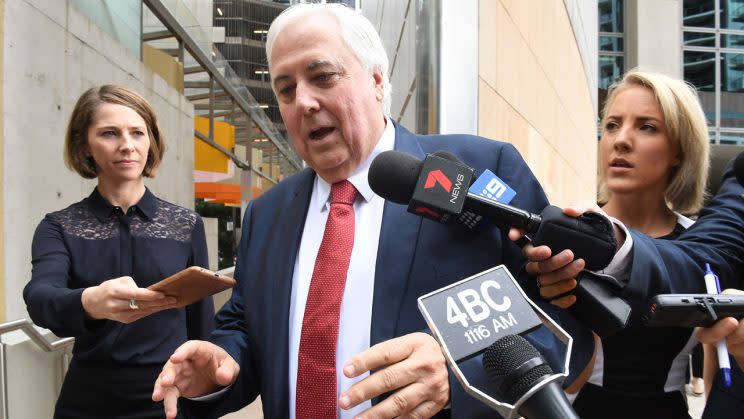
top-left (265, 2), bottom-right (392, 115)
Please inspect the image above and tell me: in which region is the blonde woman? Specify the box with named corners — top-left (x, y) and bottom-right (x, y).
top-left (544, 70), bottom-right (710, 418)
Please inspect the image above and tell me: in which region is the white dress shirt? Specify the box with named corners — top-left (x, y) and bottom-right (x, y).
top-left (288, 118), bottom-right (395, 419)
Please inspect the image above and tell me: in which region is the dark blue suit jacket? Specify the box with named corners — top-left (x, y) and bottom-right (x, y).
top-left (183, 123), bottom-right (593, 418)
top-left (625, 163), bottom-right (744, 299)
top-left (651, 161), bottom-right (744, 418)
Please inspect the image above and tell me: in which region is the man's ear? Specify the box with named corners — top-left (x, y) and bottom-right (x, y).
top-left (372, 70), bottom-right (384, 102)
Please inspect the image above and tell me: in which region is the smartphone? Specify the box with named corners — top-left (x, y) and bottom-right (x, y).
top-left (148, 266), bottom-right (236, 308)
top-left (642, 294), bottom-right (744, 328)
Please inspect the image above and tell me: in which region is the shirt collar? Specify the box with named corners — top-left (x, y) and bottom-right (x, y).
top-left (313, 117), bottom-right (395, 211)
top-left (87, 187), bottom-right (157, 222)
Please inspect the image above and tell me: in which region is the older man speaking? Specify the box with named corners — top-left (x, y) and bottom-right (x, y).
top-left (152, 3), bottom-right (594, 418)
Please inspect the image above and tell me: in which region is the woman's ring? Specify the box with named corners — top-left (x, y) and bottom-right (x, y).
top-left (129, 299), bottom-right (139, 310)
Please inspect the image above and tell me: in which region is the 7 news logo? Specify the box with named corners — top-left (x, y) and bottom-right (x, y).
top-left (424, 170), bottom-right (452, 192)
top-left (424, 169), bottom-right (465, 204)
top-left (408, 154), bottom-right (474, 223)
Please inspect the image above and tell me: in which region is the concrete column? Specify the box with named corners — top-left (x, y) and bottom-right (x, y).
top-left (627, 0), bottom-right (683, 77)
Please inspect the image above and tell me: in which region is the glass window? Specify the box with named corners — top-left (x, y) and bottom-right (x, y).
top-left (719, 131), bottom-right (744, 143)
top-left (684, 50), bottom-right (716, 91)
top-left (681, 1), bottom-right (744, 140)
top-left (598, 0), bottom-right (624, 121)
top-left (683, 0), bottom-right (716, 28)
top-left (599, 0), bottom-right (623, 33)
top-left (721, 53), bottom-right (744, 127)
top-left (685, 31), bottom-right (716, 47)
top-left (722, 0), bottom-right (744, 30)
top-left (599, 55), bottom-right (624, 90)
top-left (722, 33), bottom-right (744, 48)
top-left (599, 35), bottom-right (624, 52)
top-left (723, 52), bottom-right (744, 92)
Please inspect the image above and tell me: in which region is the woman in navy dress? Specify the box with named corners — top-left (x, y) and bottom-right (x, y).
top-left (539, 70), bottom-right (710, 418)
top-left (23, 85), bottom-right (214, 418)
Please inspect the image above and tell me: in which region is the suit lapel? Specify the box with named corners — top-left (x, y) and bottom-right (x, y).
top-left (370, 123), bottom-right (426, 345)
top-left (268, 169), bottom-right (315, 418)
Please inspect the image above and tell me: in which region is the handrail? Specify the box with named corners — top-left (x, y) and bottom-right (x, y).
top-left (193, 130), bottom-right (278, 185)
top-left (0, 319), bottom-right (73, 352)
top-left (0, 319), bottom-right (74, 419)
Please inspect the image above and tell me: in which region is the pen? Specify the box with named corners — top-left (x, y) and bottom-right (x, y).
top-left (704, 263), bottom-right (732, 387)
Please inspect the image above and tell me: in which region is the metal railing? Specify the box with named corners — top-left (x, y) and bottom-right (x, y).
top-left (143, 0), bottom-right (302, 170)
top-left (194, 130), bottom-right (277, 185)
top-left (0, 319), bottom-right (74, 419)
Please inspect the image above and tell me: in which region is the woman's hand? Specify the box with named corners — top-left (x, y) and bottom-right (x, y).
top-left (81, 276), bottom-right (177, 323)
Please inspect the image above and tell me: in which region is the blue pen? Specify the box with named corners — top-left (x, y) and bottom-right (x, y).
top-left (704, 263), bottom-right (732, 387)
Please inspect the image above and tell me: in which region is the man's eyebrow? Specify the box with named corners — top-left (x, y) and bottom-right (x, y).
top-left (307, 59), bottom-right (335, 71)
top-left (272, 60), bottom-right (339, 88)
top-left (273, 74), bottom-right (290, 88)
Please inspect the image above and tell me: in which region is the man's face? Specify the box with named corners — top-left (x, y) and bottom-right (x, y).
top-left (270, 13), bottom-right (386, 183)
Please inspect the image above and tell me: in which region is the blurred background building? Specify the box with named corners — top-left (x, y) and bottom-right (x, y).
top-left (0, 0), bottom-right (730, 418)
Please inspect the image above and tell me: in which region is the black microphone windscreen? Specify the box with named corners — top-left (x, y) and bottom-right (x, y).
top-left (734, 151), bottom-right (744, 186)
top-left (368, 150), bottom-right (423, 205)
top-left (432, 151), bottom-right (481, 188)
top-left (483, 335), bottom-right (553, 403)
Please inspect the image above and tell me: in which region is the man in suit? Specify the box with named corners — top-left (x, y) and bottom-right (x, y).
top-left (152, 4), bottom-right (594, 418)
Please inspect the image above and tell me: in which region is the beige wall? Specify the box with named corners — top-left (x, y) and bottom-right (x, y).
top-left (478, 0), bottom-right (597, 207)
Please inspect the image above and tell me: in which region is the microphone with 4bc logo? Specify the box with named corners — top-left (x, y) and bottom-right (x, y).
top-left (418, 266), bottom-right (579, 419)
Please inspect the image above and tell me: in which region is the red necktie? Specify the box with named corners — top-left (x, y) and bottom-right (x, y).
top-left (296, 180), bottom-right (357, 419)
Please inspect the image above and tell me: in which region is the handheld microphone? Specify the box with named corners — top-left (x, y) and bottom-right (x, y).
top-left (368, 150), bottom-right (615, 271)
top-left (432, 151), bottom-right (519, 230)
top-left (483, 334), bottom-right (579, 419)
top-left (371, 150), bottom-right (631, 337)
